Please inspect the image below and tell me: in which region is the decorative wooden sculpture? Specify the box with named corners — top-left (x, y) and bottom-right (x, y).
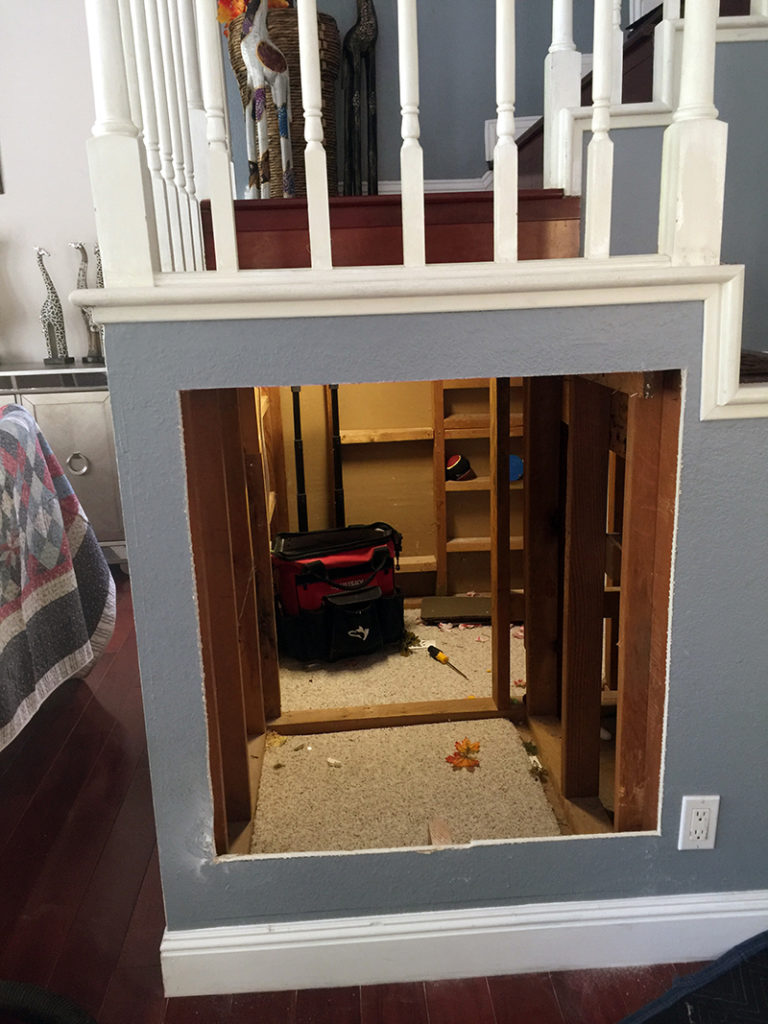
top-left (341, 0), bottom-right (378, 196)
top-left (240, 0), bottom-right (295, 198)
top-left (35, 248), bottom-right (73, 366)
top-left (69, 242), bottom-right (105, 365)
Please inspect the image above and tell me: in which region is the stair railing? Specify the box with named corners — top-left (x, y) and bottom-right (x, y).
top-left (83, 0), bottom-right (732, 284)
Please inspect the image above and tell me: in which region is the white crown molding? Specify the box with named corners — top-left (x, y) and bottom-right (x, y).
top-left (699, 264), bottom-right (768, 418)
top-left (73, 262), bottom-right (765, 420)
top-left (161, 888), bottom-right (768, 997)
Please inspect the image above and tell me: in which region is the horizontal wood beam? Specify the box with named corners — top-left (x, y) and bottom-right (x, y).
top-left (269, 697), bottom-right (525, 734)
top-left (581, 371), bottom-right (663, 399)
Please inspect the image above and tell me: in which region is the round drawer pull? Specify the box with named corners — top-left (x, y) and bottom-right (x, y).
top-left (66, 452), bottom-right (91, 476)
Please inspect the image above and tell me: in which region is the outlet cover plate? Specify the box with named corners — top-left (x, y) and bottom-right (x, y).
top-left (678, 795), bottom-right (720, 850)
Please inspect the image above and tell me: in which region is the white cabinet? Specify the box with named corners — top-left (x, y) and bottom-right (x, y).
top-left (20, 390), bottom-right (124, 546)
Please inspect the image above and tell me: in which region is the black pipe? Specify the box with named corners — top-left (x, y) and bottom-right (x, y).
top-left (329, 384), bottom-right (345, 528)
top-left (291, 386), bottom-right (308, 532)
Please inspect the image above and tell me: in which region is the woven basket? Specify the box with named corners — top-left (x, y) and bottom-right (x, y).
top-left (227, 10), bottom-right (341, 197)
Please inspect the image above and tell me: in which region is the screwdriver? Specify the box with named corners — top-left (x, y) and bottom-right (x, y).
top-left (427, 645), bottom-right (469, 680)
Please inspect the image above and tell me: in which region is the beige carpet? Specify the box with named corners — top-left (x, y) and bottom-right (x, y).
top-left (250, 611), bottom-right (561, 854)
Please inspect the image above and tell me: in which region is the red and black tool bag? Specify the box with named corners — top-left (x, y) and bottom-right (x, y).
top-left (271, 522), bottom-right (404, 661)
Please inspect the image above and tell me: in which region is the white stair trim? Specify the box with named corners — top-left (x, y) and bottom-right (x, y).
top-left (161, 888), bottom-right (768, 996)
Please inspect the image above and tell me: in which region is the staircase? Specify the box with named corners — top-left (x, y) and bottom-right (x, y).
top-left (518, 0), bottom-right (751, 189)
top-left (201, 191), bottom-right (581, 270)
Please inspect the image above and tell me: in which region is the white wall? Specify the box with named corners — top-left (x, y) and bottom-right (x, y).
top-left (0, 1), bottom-right (98, 365)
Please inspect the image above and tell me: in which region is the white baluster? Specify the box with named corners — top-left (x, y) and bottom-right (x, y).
top-left (194, 0), bottom-right (239, 271)
top-left (129, 0), bottom-right (174, 271)
top-left (83, 0), bottom-right (158, 286)
top-left (658, 0), bottom-right (727, 265)
top-left (653, 0), bottom-right (682, 106)
top-left (544, 0), bottom-right (582, 190)
top-left (494, 0), bottom-right (517, 263)
top-left (752, 1), bottom-right (768, 15)
top-left (117, 0), bottom-right (143, 129)
top-left (297, 0), bottom-right (333, 270)
top-left (145, 0), bottom-right (185, 270)
top-left (156, 0), bottom-right (195, 270)
top-left (168, 0), bottom-right (204, 270)
top-left (584, 0), bottom-right (614, 259)
top-left (611, 0), bottom-right (623, 105)
top-left (397, 0), bottom-right (425, 267)
top-left (177, 0), bottom-right (209, 202)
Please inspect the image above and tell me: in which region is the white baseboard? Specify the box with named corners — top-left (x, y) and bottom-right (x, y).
top-left (161, 888), bottom-right (768, 997)
top-left (377, 172), bottom-right (494, 194)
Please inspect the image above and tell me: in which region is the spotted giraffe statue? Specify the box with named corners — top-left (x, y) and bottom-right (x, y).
top-left (69, 242), bottom-right (104, 365)
top-left (342, 0), bottom-right (378, 196)
top-left (35, 248), bottom-right (73, 366)
top-left (240, 0), bottom-right (295, 199)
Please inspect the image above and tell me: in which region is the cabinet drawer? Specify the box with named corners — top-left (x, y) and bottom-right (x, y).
top-left (21, 391), bottom-right (124, 544)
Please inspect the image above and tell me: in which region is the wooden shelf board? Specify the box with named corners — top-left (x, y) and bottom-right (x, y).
top-left (446, 535), bottom-right (524, 553)
top-left (445, 476), bottom-right (524, 492)
top-left (442, 378), bottom-right (492, 389)
top-left (398, 554), bottom-right (438, 572)
top-left (340, 426), bottom-right (434, 444)
top-left (441, 378), bottom-right (524, 390)
top-left (443, 412), bottom-right (523, 431)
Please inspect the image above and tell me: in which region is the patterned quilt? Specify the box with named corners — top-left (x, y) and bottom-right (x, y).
top-left (0, 404), bottom-right (115, 752)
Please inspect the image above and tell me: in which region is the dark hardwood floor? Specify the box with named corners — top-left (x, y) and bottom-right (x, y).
top-left (0, 577), bottom-right (707, 1023)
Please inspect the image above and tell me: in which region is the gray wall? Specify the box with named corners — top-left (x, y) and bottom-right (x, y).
top-left (107, 300), bottom-right (768, 931)
top-left (717, 42), bottom-right (768, 353)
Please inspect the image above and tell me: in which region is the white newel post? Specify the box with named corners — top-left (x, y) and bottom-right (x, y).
top-left (658, 0), bottom-right (727, 265)
top-left (611, 0), bottom-right (623, 105)
top-left (129, 0), bottom-right (174, 271)
top-left (584, 0), bottom-right (614, 258)
top-left (83, 0), bottom-right (158, 286)
top-left (544, 0), bottom-right (582, 190)
top-left (494, 0), bottom-right (518, 263)
top-left (194, 0), bottom-right (238, 272)
top-left (177, 0), bottom-right (209, 203)
top-left (297, 0), bottom-right (333, 270)
top-left (397, 0), bottom-right (426, 267)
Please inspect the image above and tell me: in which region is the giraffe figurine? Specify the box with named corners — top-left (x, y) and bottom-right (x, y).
top-left (35, 248), bottom-right (73, 366)
top-left (69, 242), bottom-right (105, 365)
top-left (240, 0), bottom-right (295, 199)
top-left (341, 0), bottom-right (378, 196)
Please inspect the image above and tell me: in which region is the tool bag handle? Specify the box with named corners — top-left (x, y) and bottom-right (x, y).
top-left (302, 546), bottom-right (390, 593)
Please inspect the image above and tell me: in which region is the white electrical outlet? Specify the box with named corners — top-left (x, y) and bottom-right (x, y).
top-left (678, 795), bottom-right (720, 850)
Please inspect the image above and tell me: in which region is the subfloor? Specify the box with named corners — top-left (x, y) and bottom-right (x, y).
top-left (251, 612), bottom-right (560, 854)
top-left (0, 577), bottom-right (713, 1023)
